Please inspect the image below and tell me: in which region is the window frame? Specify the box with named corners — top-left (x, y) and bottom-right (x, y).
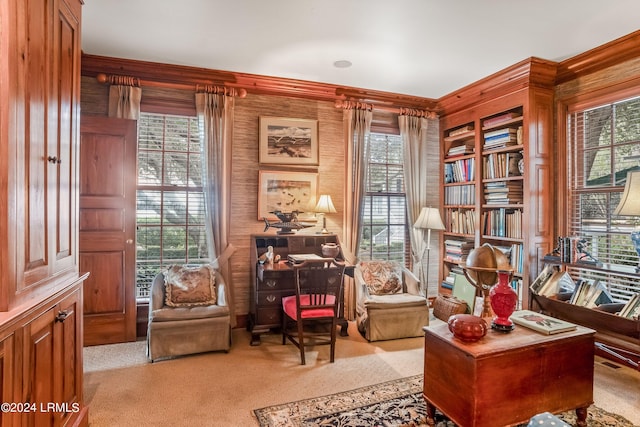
top-left (357, 130), bottom-right (411, 265)
top-left (135, 111), bottom-right (210, 300)
top-left (563, 87), bottom-right (640, 304)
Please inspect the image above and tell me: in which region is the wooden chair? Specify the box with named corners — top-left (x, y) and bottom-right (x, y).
top-left (282, 258), bottom-right (346, 365)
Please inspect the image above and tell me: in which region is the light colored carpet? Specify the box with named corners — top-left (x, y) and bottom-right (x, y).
top-left (83, 321), bottom-right (640, 426)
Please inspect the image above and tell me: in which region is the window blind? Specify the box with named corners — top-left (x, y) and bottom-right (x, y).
top-left (567, 95), bottom-right (640, 303)
top-left (358, 132), bottom-right (409, 264)
top-left (136, 113), bottom-right (209, 299)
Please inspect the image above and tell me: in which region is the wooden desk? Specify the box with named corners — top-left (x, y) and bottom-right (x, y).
top-left (422, 323), bottom-right (595, 427)
top-left (249, 234), bottom-right (348, 345)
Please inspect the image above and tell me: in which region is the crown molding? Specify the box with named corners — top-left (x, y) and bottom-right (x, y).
top-left (556, 30), bottom-right (640, 84)
top-left (81, 53), bottom-right (438, 112)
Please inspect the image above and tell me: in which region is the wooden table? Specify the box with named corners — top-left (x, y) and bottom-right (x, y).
top-left (422, 322), bottom-right (595, 427)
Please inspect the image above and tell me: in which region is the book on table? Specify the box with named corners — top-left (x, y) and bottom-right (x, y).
top-left (287, 253), bottom-right (324, 264)
top-left (510, 310), bottom-right (577, 335)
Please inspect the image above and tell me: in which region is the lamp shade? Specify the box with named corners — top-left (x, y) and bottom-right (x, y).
top-left (614, 171), bottom-right (640, 216)
top-left (414, 207), bottom-right (445, 230)
top-left (314, 194), bottom-right (337, 213)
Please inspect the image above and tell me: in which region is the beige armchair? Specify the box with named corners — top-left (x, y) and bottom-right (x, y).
top-left (354, 260), bottom-right (429, 341)
top-left (147, 265), bottom-right (231, 362)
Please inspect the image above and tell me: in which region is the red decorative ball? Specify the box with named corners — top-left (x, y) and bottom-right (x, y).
top-left (447, 314), bottom-right (488, 342)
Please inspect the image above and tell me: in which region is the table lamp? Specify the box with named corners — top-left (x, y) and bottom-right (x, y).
top-left (315, 194), bottom-right (336, 234)
top-left (413, 207), bottom-right (445, 293)
top-left (614, 170), bottom-right (640, 271)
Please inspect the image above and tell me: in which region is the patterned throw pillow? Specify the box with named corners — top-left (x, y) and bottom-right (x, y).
top-left (164, 264), bottom-right (217, 307)
top-left (359, 261), bottom-right (403, 295)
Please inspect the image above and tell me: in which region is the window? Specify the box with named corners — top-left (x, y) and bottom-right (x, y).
top-left (567, 95), bottom-right (640, 303)
top-left (358, 132), bottom-right (409, 264)
top-left (135, 112), bottom-right (209, 299)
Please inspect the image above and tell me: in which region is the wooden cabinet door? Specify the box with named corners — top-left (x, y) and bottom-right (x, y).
top-left (80, 116), bottom-right (137, 345)
top-left (49, 0), bottom-right (81, 277)
top-left (13, 0), bottom-right (56, 293)
top-left (22, 307), bottom-right (57, 427)
top-left (2, 0), bottom-right (81, 310)
top-left (53, 288), bottom-right (82, 426)
top-left (0, 335), bottom-right (16, 427)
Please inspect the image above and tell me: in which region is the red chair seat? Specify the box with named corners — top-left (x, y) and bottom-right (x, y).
top-left (282, 294), bottom-right (336, 320)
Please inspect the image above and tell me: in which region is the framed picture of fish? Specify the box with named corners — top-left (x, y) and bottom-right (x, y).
top-left (258, 171), bottom-right (318, 221)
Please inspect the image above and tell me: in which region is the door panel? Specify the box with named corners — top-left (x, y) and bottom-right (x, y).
top-left (80, 116), bottom-right (137, 346)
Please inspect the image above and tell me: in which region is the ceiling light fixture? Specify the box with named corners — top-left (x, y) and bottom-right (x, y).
top-left (333, 60), bottom-right (352, 68)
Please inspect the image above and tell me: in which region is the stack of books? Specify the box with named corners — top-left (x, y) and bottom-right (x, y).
top-left (442, 266), bottom-right (465, 290)
top-left (444, 239), bottom-right (474, 263)
top-left (447, 144), bottom-right (474, 157)
top-left (448, 125), bottom-right (473, 137)
top-left (484, 181), bottom-right (523, 204)
top-left (483, 128), bottom-right (518, 149)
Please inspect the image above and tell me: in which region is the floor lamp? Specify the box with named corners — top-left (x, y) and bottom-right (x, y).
top-left (414, 207), bottom-right (445, 295)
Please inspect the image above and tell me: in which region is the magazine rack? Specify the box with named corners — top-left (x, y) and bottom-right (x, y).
top-left (533, 293), bottom-right (639, 370)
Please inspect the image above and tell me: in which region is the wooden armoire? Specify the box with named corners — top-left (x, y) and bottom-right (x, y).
top-left (0, 0), bottom-right (87, 425)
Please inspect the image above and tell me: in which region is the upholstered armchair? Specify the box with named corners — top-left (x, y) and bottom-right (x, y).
top-left (147, 265), bottom-right (231, 362)
top-left (354, 260), bottom-right (429, 341)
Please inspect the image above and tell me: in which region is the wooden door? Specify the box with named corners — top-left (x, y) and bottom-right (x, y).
top-left (80, 116), bottom-right (137, 346)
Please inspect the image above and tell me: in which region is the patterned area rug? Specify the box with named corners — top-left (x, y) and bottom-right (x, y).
top-left (254, 375), bottom-right (635, 427)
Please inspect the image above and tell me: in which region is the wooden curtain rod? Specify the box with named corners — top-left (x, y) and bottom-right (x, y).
top-left (335, 100), bottom-right (437, 118)
top-left (95, 73), bottom-right (247, 98)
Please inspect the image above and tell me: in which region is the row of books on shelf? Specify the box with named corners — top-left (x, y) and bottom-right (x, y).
top-left (446, 208), bottom-right (475, 235)
top-left (481, 208), bottom-right (522, 239)
top-left (483, 151), bottom-right (523, 179)
top-left (444, 158), bottom-right (475, 183)
top-left (494, 243), bottom-right (524, 274)
top-left (445, 184), bottom-right (475, 205)
top-left (484, 181), bottom-right (523, 205)
top-left (530, 265), bottom-right (640, 319)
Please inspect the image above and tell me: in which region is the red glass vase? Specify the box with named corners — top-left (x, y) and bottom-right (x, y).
top-left (489, 271), bottom-right (517, 332)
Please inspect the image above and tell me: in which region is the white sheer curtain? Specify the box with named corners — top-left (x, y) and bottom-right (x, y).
top-left (399, 111), bottom-right (440, 296)
top-left (342, 104), bottom-right (372, 319)
top-left (195, 87), bottom-right (238, 326)
top-left (107, 75), bottom-right (141, 119)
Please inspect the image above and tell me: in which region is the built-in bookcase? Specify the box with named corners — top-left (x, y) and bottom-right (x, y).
top-left (438, 58), bottom-right (556, 310)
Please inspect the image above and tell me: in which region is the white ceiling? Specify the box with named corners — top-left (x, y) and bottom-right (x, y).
top-left (81, 0), bottom-right (640, 100)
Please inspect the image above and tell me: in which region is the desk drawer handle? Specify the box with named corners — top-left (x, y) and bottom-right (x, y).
top-left (266, 295), bottom-right (276, 303)
top-left (266, 280), bottom-right (277, 288)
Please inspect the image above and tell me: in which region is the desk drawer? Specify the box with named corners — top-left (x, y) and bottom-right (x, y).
top-left (256, 307), bottom-right (282, 325)
top-left (256, 290), bottom-right (289, 306)
top-left (257, 277), bottom-right (293, 291)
